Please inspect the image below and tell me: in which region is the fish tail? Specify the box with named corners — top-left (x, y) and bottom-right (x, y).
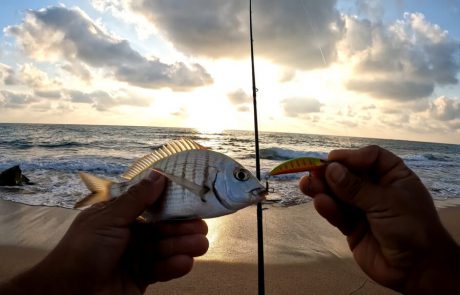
top-left (74, 172), bottom-right (113, 209)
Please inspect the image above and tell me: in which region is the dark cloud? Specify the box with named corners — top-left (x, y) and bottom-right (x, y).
top-left (0, 90), bottom-right (38, 108)
top-left (30, 101), bottom-right (54, 112)
top-left (61, 62), bottom-right (92, 81)
top-left (116, 61), bottom-right (211, 90)
top-left (228, 89), bottom-right (249, 105)
top-left (237, 105), bottom-right (250, 112)
top-left (65, 89), bottom-right (151, 111)
top-left (346, 79), bottom-right (434, 101)
top-left (359, 114), bottom-right (372, 121)
top-left (6, 6), bottom-right (212, 90)
top-left (337, 119), bottom-right (358, 128)
top-left (428, 96), bottom-right (460, 121)
top-left (67, 90), bottom-right (94, 103)
top-left (0, 63), bottom-right (19, 85)
top-left (344, 13), bottom-right (460, 101)
top-left (34, 89), bottom-right (62, 99)
top-left (448, 120), bottom-right (460, 131)
top-left (130, 0), bottom-right (345, 69)
top-left (361, 104), bottom-right (376, 110)
top-left (377, 112), bottom-right (410, 129)
top-left (90, 91), bottom-right (118, 111)
top-left (279, 69), bottom-right (296, 83)
top-left (382, 108), bottom-right (403, 115)
top-left (227, 89), bottom-right (251, 112)
top-left (171, 107), bottom-right (187, 117)
top-left (346, 105), bottom-right (357, 117)
top-left (282, 97), bottom-right (322, 117)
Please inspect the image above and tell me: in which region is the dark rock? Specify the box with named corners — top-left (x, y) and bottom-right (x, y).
top-left (0, 165), bottom-right (34, 186)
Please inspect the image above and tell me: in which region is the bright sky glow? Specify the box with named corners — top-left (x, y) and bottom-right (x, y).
top-left (0, 0), bottom-right (459, 144)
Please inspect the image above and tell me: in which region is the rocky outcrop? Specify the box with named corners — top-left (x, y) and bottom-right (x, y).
top-left (0, 165), bottom-right (33, 186)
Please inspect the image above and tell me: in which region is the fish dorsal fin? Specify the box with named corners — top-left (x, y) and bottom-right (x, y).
top-left (121, 138), bottom-right (207, 180)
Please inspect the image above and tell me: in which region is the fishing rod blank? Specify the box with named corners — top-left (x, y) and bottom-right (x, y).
top-left (249, 0), bottom-right (265, 294)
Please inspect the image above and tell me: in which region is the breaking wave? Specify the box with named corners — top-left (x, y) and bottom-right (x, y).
top-left (259, 147), bottom-right (327, 161)
top-left (403, 153), bottom-right (451, 162)
top-left (0, 156), bottom-right (129, 176)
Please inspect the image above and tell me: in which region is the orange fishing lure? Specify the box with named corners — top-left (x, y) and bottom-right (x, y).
top-left (269, 157), bottom-right (328, 176)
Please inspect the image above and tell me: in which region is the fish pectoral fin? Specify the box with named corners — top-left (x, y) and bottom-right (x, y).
top-left (152, 168), bottom-right (211, 201)
top-left (199, 186), bottom-right (210, 202)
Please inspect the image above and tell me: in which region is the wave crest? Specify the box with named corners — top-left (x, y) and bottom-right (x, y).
top-left (260, 147), bottom-right (327, 161)
top-left (403, 153), bottom-right (451, 162)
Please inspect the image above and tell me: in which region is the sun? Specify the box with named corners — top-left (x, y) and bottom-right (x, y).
top-left (194, 125), bottom-right (226, 134)
top-left (189, 115), bottom-right (228, 134)
top-left (185, 99), bottom-right (235, 134)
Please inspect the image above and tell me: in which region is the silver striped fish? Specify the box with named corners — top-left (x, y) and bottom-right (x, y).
top-left (74, 139), bottom-right (267, 221)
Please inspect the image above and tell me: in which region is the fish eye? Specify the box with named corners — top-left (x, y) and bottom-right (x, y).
top-left (234, 168), bottom-right (250, 181)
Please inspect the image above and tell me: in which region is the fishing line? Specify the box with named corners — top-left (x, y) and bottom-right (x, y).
top-left (299, 0), bottom-right (328, 67)
top-left (299, 0), bottom-right (353, 149)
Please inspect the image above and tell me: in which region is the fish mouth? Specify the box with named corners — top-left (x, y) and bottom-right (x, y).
top-left (250, 187), bottom-right (268, 201)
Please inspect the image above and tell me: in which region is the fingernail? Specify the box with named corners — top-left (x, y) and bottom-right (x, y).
top-left (328, 162), bottom-right (346, 184)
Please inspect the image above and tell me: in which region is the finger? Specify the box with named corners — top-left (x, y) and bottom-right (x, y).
top-left (154, 234), bottom-right (209, 258)
top-left (155, 219), bottom-right (208, 237)
top-left (346, 226), bottom-right (405, 286)
top-left (150, 255), bottom-right (194, 283)
top-left (313, 193), bottom-right (361, 235)
top-left (89, 200), bottom-right (113, 210)
top-left (325, 162), bottom-right (385, 212)
top-left (311, 164), bottom-right (327, 179)
top-left (107, 172), bottom-right (166, 225)
top-left (79, 200), bottom-right (115, 216)
top-left (346, 221), bottom-right (370, 251)
top-left (328, 145), bottom-right (406, 179)
top-left (299, 175), bottom-right (327, 197)
top-left (136, 255), bottom-right (195, 289)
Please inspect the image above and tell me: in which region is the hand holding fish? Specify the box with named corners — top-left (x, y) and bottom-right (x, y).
top-left (299, 145), bottom-right (460, 294)
top-left (0, 172), bottom-right (209, 295)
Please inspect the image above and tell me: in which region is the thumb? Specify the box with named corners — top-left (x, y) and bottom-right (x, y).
top-left (326, 162), bottom-right (382, 212)
top-left (107, 171), bottom-right (166, 225)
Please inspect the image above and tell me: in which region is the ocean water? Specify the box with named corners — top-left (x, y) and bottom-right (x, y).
top-left (0, 123), bottom-right (459, 209)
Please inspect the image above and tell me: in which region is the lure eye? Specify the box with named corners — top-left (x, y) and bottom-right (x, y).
top-left (234, 168), bottom-right (250, 181)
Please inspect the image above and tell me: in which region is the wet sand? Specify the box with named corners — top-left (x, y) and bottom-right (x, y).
top-left (0, 199), bottom-right (459, 294)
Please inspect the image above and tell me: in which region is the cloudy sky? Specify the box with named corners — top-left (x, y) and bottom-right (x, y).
top-left (0, 0), bottom-right (459, 144)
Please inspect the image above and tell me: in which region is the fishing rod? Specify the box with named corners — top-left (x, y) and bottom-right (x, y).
top-left (249, 0), bottom-right (265, 294)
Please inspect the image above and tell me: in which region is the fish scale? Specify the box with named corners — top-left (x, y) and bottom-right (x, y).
top-left (157, 150), bottom-right (207, 185)
top-left (149, 150), bottom-right (227, 220)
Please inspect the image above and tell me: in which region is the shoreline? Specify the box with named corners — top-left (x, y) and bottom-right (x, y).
top-left (0, 199), bottom-right (458, 294)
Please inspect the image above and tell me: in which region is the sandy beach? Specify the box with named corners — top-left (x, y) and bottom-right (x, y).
top-left (0, 199), bottom-right (459, 294)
